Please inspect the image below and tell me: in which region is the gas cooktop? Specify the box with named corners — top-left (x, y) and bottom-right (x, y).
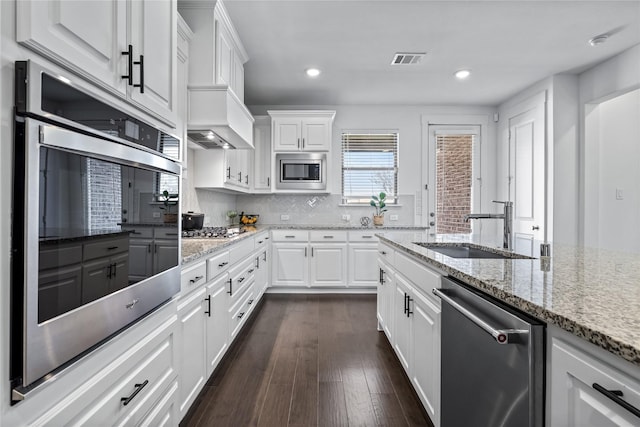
top-left (182, 226), bottom-right (246, 239)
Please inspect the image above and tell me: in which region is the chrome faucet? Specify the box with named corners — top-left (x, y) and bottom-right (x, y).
top-left (464, 201), bottom-right (513, 250)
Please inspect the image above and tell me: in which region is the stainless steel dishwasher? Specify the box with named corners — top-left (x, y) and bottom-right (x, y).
top-left (433, 277), bottom-right (544, 427)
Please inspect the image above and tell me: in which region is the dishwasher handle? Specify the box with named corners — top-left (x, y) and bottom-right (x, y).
top-left (432, 288), bottom-right (529, 345)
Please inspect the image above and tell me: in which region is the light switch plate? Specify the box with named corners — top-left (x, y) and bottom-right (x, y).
top-left (342, 214), bottom-right (351, 221)
top-left (616, 188), bottom-right (624, 200)
top-left (390, 214), bottom-right (399, 221)
top-left (280, 214), bottom-right (290, 221)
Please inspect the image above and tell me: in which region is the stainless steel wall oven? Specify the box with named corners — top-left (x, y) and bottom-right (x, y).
top-left (10, 61), bottom-right (181, 402)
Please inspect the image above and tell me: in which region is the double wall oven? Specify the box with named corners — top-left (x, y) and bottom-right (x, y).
top-left (10, 61), bottom-right (181, 401)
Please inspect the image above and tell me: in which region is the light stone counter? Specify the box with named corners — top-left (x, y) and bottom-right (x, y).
top-left (378, 232), bottom-right (640, 367)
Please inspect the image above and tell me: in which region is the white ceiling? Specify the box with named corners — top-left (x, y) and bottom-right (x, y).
top-left (222, 0), bottom-right (640, 107)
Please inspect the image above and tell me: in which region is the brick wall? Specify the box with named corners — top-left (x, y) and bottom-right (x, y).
top-left (436, 135), bottom-right (472, 234)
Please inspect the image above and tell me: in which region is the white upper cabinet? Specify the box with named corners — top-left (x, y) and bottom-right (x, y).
top-left (252, 116), bottom-right (272, 192)
top-left (17, 0), bottom-right (178, 127)
top-left (269, 111), bottom-right (336, 152)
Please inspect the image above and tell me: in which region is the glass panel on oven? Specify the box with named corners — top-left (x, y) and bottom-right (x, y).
top-left (38, 147), bottom-right (179, 323)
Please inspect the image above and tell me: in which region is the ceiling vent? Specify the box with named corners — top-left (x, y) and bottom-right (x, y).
top-left (391, 52), bottom-right (426, 65)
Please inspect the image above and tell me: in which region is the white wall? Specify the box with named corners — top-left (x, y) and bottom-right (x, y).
top-left (580, 44), bottom-right (640, 249)
top-left (584, 88), bottom-right (640, 252)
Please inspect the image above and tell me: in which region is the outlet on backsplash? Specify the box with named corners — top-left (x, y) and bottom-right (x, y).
top-left (281, 214), bottom-right (290, 221)
top-left (342, 214), bottom-right (351, 221)
top-left (389, 214), bottom-right (399, 221)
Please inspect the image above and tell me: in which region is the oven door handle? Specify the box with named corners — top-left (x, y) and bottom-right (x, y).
top-left (432, 288), bottom-right (528, 345)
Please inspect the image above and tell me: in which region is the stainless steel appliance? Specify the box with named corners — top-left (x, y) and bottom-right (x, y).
top-left (182, 212), bottom-right (205, 230)
top-left (10, 60), bottom-right (181, 401)
top-left (433, 277), bottom-right (544, 427)
top-left (276, 153), bottom-right (326, 190)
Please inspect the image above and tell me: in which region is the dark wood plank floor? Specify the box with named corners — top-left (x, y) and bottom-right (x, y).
top-left (182, 294), bottom-right (433, 427)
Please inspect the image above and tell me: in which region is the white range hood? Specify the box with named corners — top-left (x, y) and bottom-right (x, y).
top-left (180, 0), bottom-right (254, 149)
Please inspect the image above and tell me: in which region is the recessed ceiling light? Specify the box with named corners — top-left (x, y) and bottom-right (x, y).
top-left (222, 142), bottom-right (230, 149)
top-left (455, 69), bottom-right (471, 80)
top-left (206, 131), bottom-right (215, 140)
top-left (589, 34), bottom-right (609, 46)
top-left (305, 68), bottom-right (321, 78)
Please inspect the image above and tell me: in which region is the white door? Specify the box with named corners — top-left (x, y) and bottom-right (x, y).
top-left (272, 243), bottom-right (308, 286)
top-left (382, 266), bottom-right (395, 341)
top-left (426, 125), bottom-right (481, 235)
top-left (206, 274), bottom-right (230, 376)
top-left (16, 0), bottom-right (127, 96)
top-left (348, 244), bottom-right (379, 287)
top-left (508, 95), bottom-right (546, 254)
top-left (302, 118), bottom-right (330, 151)
top-left (393, 275), bottom-right (412, 371)
top-left (253, 118), bottom-right (272, 191)
top-left (309, 244), bottom-right (347, 286)
top-left (273, 119), bottom-right (302, 151)
top-left (129, 0), bottom-right (176, 125)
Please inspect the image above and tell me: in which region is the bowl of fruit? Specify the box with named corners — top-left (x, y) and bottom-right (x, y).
top-left (239, 212), bottom-right (259, 225)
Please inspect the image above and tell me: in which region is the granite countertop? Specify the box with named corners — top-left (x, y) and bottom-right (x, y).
top-left (181, 224), bottom-right (426, 264)
top-left (378, 232), bottom-right (640, 367)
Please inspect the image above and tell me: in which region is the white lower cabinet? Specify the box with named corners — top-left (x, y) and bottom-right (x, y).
top-left (139, 380), bottom-right (179, 427)
top-left (205, 273), bottom-right (230, 376)
top-left (177, 287), bottom-right (207, 417)
top-left (272, 242), bottom-right (309, 287)
top-left (378, 243), bottom-right (442, 427)
top-left (548, 327), bottom-right (640, 427)
top-left (309, 243), bottom-right (347, 287)
top-left (348, 243), bottom-right (379, 287)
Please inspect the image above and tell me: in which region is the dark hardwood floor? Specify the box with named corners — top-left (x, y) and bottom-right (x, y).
top-left (182, 294), bottom-right (433, 427)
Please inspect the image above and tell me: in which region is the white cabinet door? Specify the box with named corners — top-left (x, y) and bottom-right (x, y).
top-left (153, 240), bottom-right (179, 275)
top-left (549, 336), bottom-right (640, 427)
top-left (215, 21), bottom-right (233, 87)
top-left (16, 0), bottom-right (127, 96)
top-left (255, 250), bottom-right (269, 297)
top-left (232, 51), bottom-right (245, 102)
top-left (302, 117), bottom-right (331, 151)
top-left (253, 117), bottom-right (272, 192)
top-left (309, 244), bottom-right (347, 287)
top-left (128, 0), bottom-right (177, 125)
top-left (348, 244), bottom-right (379, 287)
top-left (236, 149), bottom-right (250, 188)
top-left (411, 290), bottom-right (441, 427)
top-left (272, 243), bottom-right (308, 287)
top-left (128, 238), bottom-right (153, 281)
top-left (177, 288), bottom-right (206, 418)
top-left (273, 118), bottom-right (302, 151)
top-left (206, 274), bottom-right (230, 376)
top-left (393, 275), bottom-right (412, 371)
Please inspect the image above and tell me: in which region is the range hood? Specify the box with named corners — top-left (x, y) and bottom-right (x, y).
top-left (180, 1), bottom-right (254, 150)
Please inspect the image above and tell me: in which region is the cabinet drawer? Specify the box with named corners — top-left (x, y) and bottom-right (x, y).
top-left (378, 242), bottom-right (395, 265)
top-left (395, 252), bottom-right (442, 301)
top-left (229, 237), bottom-right (255, 265)
top-left (207, 250), bottom-right (230, 280)
top-left (84, 235), bottom-right (129, 261)
top-left (229, 283), bottom-right (255, 341)
top-left (271, 230), bottom-right (309, 242)
top-left (40, 242), bottom-right (82, 269)
top-left (310, 230), bottom-right (347, 242)
top-left (228, 257), bottom-right (256, 301)
top-left (154, 227), bottom-right (180, 239)
top-left (254, 231), bottom-right (269, 250)
top-left (348, 230), bottom-right (379, 242)
top-left (125, 227), bottom-right (153, 239)
top-left (181, 261), bottom-right (207, 294)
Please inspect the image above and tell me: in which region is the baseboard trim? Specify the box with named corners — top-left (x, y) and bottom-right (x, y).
top-left (265, 286), bottom-right (376, 294)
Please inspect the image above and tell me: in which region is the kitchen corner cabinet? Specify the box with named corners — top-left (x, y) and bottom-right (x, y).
top-left (548, 326), bottom-right (640, 427)
top-left (378, 245), bottom-right (442, 427)
top-left (268, 110), bottom-right (335, 152)
top-left (17, 0), bottom-right (177, 127)
top-left (192, 148), bottom-right (251, 192)
top-left (252, 116), bottom-right (272, 192)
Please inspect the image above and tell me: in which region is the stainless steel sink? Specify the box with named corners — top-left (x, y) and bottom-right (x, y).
top-left (414, 243), bottom-right (534, 259)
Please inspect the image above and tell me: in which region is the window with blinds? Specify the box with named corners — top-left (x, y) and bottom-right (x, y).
top-left (342, 131), bottom-right (398, 204)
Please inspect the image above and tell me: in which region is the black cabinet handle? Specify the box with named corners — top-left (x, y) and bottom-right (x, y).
top-left (133, 54), bottom-right (144, 93)
top-left (227, 167), bottom-right (231, 179)
top-left (238, 172), bottom-right (242, 181)
top-left (147, 243), bottom-right (152, 253)
top-left (379, 268), bottom-right (385, 285)
top-left (238, 277), bottom-right (245, 283)
top-left (323, 235), bottom-right (334, 239)
top-left (267, 177), bottom-right (270, 187)
top-left (255, 257), bottom-right (260, 269)
top-left (218, 262), bottom-right (228, 268)
top-left (404, 293), bottom-right (408, 314)
top-left (305, 247), bottom-right (307, 257)
top-left (593, 383), bottom-right (640, 418)
top-left (165, 232), bottom-right (178, 236)
top-left (263, 252), bottom-right (267, 262)
top-left (227, 278), bottom-right (233, 295)
top-left (121, 380), bottom-right (148, 406)
top-left (121, 44), bottom-right (133, 85)
top-left (311, 247), bottom-right (314, 257)
top-left (248, 269), bottom-right (254, 274)
top-left (380, 251), bottom-right (387, 255)
top-left (245, 175), bottom-right (249, 185)
top-left (248, 299), bottom-right (254, 305)
top-left (258, 240), bottom-right (264, 244)
top-left (190, 275), bottom-right (204, 284)
top-left (107, 246), bottom-right (119, 250)
top-left (204, 295), bottom-right (211, 317)
top-left (407, 297), bottom-right (414, 317)
top-left (285, 235), bottom-right (296, 238)
top-left (237, 312), bottom-right (245, 319)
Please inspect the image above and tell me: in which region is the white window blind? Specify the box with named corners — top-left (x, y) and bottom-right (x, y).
top-left (342, 132), bottom-right (398, 204)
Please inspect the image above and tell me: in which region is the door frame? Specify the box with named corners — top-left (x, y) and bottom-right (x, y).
top-left (420, 115), bottom-right (490, 231)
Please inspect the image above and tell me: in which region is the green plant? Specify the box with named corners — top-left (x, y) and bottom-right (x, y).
top-left (159, 190), bottom-right (178, 214)
top-left (370, 192), bottom-right (388, 216)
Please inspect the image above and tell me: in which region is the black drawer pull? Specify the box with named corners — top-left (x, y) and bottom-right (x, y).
top-left (404, 293), bottom-right (408, 314)
top-left (593, 383), bottom-right (640, 418)
top-left (380, 251), bottom-right (387, 255)
top-left (285, 235), bottom-right (296, 238)
top-left (237, 312), bottom-right (245, 319)
top-left (362, 235), bottom-right (373, 239)
top-left (190, 275), bottom-right (204, 284)
top-left (323, 235), bottom-right (334, 239)
top-left (248, 269), bottom-right (254, 274)
top-left (107, 246), bottom-right (119, 250)
top-left (218, 262), bottom-right (228, 267)
top-left (238, 277), bottom-right (245, 283)
top-left (165, 232), bottom-right (178, 236)
top-left (258, 240), bottom-right (264, 244)
top-left (227, 278), bottom-right (233, 295)
top-left (248, 299), bottom-right (254, 305)
top-left (121, 380), bottom-right (148, 406)
top-left (407, 297), bottom-right (414, 317)
top-left (204, 295), bottom-right (211, 317)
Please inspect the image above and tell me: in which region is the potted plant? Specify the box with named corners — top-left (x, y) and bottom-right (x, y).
top-left (370, 192), bottom-right (388, 226)
top-left (159, 190), bottom-right (179, 223)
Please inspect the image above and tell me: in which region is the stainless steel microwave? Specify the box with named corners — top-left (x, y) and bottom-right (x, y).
top-left (276, 153), bottom-right (326, 190)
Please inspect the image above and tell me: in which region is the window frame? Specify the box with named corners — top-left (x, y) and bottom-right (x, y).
top-left (341, 130), bottom-right (399, 205)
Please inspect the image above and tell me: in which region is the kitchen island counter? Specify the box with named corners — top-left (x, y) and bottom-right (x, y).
top-left (378, 232), bottom-right (640, 367)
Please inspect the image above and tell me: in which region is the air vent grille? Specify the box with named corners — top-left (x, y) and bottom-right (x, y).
top-left (390, 52), bottom-right (426, 65)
